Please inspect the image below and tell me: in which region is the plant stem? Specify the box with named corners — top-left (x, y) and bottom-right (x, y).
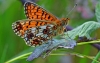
top-left (5, 52), bottom-right (32, 63)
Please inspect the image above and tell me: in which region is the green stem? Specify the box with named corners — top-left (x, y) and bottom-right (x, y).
top-left (77, 39), bottom-right (100, 46)
top-left (5, 52), bottom-right (32, 63)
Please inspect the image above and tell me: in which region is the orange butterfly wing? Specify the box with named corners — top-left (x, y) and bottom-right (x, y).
top-left (12, 19), bottom-right (56, 38)
top-left (24, 2), bottom-right (58, 21)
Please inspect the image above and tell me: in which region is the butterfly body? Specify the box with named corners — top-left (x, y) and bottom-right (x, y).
top-left (12, 2), bottom-right (69, 46)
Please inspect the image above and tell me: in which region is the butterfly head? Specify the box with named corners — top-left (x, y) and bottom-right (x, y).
top-left (61, 18), bottom-right (70, 26)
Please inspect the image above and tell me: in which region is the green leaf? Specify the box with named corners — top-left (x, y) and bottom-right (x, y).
top-left (64, 21), bottom-right (100, 39)
top-left (95, 1), bottom-right (100, 22)
top-left (92, 51), bottom-right (100, 63)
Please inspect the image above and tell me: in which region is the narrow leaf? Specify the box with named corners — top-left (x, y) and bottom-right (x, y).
top-left (95, 1), bottom-right (100, 22)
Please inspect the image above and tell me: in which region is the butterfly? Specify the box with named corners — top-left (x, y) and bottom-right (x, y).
top-left (12, 2), bottom-right (69, 46)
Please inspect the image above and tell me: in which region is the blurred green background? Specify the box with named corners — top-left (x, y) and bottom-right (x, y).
top-left (0, 0), bottom-right (99, 63)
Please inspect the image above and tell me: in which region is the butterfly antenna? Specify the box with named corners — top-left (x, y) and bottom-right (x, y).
top-left (65, 3), bottom-right (77, 40)
top-left (66, 3), bottom-right (77, 17)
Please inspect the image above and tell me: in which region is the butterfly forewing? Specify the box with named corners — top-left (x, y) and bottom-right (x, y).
top-left (24, 2), bottom-right (59, 21)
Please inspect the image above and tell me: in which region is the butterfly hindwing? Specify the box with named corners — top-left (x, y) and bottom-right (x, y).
top-left (24, 24), bottom-right (56, 46)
